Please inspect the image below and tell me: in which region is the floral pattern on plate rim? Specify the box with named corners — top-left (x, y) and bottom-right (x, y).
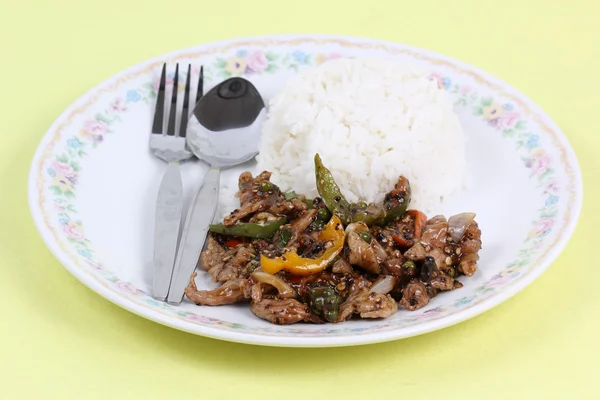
top-left (35, 39), bottom-right (577, 336)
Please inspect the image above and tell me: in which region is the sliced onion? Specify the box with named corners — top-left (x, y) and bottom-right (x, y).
top-left (373, 241), bottom-right (388, 262)
top-left (370, 276), bottom-right (398, 295)
top-left (345, 222), bottom-right (369, 235)
top-left (251, 271), bottom-right (296, 299)
top-left (448, 213), bottom-right (476, 243)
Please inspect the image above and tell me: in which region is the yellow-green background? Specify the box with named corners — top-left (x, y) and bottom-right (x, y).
top-left (1, 0), bottom-right (597, 398)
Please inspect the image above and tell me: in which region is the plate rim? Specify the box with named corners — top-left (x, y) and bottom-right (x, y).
top-left (28, 33), bottom-right (583, 347)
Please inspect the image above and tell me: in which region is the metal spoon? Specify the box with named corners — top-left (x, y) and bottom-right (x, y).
top-left (166, 77), bottom-right (266, 304)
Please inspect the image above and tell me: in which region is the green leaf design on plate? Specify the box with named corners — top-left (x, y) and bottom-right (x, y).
top-left (64, 191), bottom-right (75, 199)
top-left (517, 259), bottom-right (530, 267)
top-left (265, 64), bottom-right (277, 73)
top-left (515, 119), bottom-right (526, 130)
top-left (502, 129), bottom-right (517, 138)
top-left (481, 97), bottom-right (493, 107)
top-left (473, 107), bottom-right (483, 116)
top-left (95, 113), bottom-right (111, 124)
top-left (266, 52), bottom-right (278, 62)
top-left (454, 98), bottom-right (467, 107)
top-left (215, 58), bottom-right (227, 68)
top-left (539, 168), bottom-right (554, 182)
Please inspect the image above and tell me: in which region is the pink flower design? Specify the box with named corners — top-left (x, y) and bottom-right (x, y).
top-left (110, 98), bottom-right (127, 112)
top-left (83, 119), bottom-right (108, 136)
top-left (429, 73), bottom-right (444, 89)
top-left (154, 75), bottom-right (175, 93)
top-left (487, 277), bottom-right (509, 287)
top-left (115, 281), bottom-right (144, 296)
top-left (64, 221), bottom-right (85, 240)
top-left (184, 314), bottom-right (211, 323)
top-left (459, 85), bottom-right (472, 94)
top-left (532, 153), bottom-right (552, 175)
top-left (52, 161), bottom-right (76, 179)
top-left (81, 119), bottom-right (108, 143)
top-left (533, 217), bottom-right (554, 237)
top-left (315, 52), bottom-right (343, 65)
top-left (246, 51), bottom-right (268, 73)
top-left (85, 260), bottom-right (103, 270)
top-left (498, 111), bottom-right (520, 131)
top-left (544, 181), bottom-right (559, 193)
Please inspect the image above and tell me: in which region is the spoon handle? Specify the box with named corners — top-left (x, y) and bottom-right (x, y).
top-left (167, 167), bottom-right (221, 304)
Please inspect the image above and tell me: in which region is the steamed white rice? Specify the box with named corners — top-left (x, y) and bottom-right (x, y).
top-left (254, 58), bottom-right (466, 212)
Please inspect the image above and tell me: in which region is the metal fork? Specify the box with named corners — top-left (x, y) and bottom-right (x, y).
top-left (150, 63), bottom-right (203, 300)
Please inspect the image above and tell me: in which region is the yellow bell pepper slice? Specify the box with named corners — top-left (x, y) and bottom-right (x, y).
top-left (261, 215), bottom-right (345, 276)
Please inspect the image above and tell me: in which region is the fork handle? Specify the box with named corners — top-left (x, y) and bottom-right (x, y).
top-left (167, 167), bottom-right (220, 304)
top-left (152, 162), bottom-right (183, 300)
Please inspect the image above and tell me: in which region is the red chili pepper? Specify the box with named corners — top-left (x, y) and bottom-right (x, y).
top-left (407, 210), bottom-right (428, 240)
top-left (392, 234), bottom-right (412, 247)
top-left (224, 239), bottom-right (243, 248)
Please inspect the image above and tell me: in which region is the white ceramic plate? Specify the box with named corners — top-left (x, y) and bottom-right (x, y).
top-left (28, 35), bottom-right (582, 347)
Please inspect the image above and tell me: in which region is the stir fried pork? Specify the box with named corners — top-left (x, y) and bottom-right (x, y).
top-left (185, 273), bottom-right (251, 306)
top-left (185, 162), bottom-right (483, 325)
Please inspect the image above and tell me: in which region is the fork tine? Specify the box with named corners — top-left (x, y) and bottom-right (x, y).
top-left (179, 64), bottom-right (192, 138)
top-left (166, 64), bottom-right (179, 136)
top-left (196, 65), bottom-right (204, 104)
top-left (151, 64), bottom-right (166, 134)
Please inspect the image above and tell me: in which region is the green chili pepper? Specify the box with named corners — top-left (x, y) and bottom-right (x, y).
top-left (209, 218), bottom-right (288, 239)
top-left (311, 219), bottom-right (326, 231)
top-left (302, 198), bottom-right (314, 209)
top-left (316, 207), bottom-right (332, 222)
top-left (314, 153), bottom-right (412, 226)
top-left (382, 176), bottom-right (411, 224)
top-left (246, 263), bottom-right (258, 274)
top-left (276, 228), bottom-right (293, 248)
top-left (358, 231), bottom-right (372, 243)
top-left (351, 203), bottom-right (386, 226)
top-left (259, 181), bottom-right (273, 192)
top-left (308, 286), bottom-right (343, 323)
top-left (315, 154), bottom-right (353, 225)
top-left (402, 260), bottom-right (416, 270)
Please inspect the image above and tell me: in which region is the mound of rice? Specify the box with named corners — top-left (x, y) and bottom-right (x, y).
top-left (256, 58), bottom-right (466, 211)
